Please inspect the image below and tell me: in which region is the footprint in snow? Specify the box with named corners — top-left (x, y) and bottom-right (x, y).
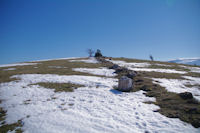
top-left (142, 122), bottom-right (147, 127)
top-left (68, 99), bottom-right (74, 101)
top-left (136, 122), bottom-right (142, 128)
top-left (60, 99), bottom-right (65, 102)
top-left (80, 99), bottom-right (85, 102)
top-left (136, 116), bottom-right (140, 119)
top-left (109, 101), bottom-right (114, 103)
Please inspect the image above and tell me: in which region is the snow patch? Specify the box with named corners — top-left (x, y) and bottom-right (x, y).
top-left (152, 76), bottom-right (200, 101)
top-left (106, 60), bottom-right (186, 74)
top-left (69, 57), bottom-right (99, 64)
top-left (129, 68), bottom-right (187, 74)
top-left (31, 57), bottom-right (81, 62)
top-left (3, 68), bottom-right (16, 71)
top-left (0, 63), bottom-right (38, 68)
top-left (0, 74), bottom-right (199, 133)
top-left (180, 65), bottom-right (200, 73)
top-left (73, 67), bottom-right (117, 77)
top-left (106, 59), bottom-right (150, 68)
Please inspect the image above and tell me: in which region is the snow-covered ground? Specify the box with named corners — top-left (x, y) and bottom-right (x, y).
top-left (31, 57), bottom-right (81, 62)
top-left (128, 67), bottom-right (187, 74)
top-left (106, 59), bottom-right (151, 68)
top-left (107, 59), bottom-right (187, 74)
top-left (69, 57), bottom-right (99, 64)
top-left (179, 65), bottom-right (200, 73)
top-left (3, 68), bottom-right (16, 71)
top-left (1, 57), bottom-right (200, 133)
top-left (152, 76), bottom-right (200, 101)
top-left (73, 67), bottom-right (117, 77)
top-left (0, 74), bottom-right (199, 133)
top-left (169, 58), bottom-right (200, 66)
top-left (0, 63), bottom-right (38, 68)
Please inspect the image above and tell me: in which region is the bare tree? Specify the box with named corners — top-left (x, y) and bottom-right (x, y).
top-left (87, 49), bottom-right (94, 57)
top-left (149, 55), bottom-right (154, 61)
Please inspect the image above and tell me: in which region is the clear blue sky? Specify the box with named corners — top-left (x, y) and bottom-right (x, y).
top-left (0, 0), bottom-right (200, 64)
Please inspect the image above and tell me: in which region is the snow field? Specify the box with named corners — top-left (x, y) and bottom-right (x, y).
top-left (73, 67), bottom-right (117, 77)
top-left (0, 74), bottom-right (199, 133)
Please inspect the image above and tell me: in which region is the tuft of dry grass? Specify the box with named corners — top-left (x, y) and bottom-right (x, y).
top-left (30, 82), bottom-right (84, 92)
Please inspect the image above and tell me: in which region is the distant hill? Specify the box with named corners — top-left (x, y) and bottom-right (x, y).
top-left (168, 58), bottom-right (200, 66)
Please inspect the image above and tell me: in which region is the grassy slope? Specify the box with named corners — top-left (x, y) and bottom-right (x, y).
top-left (1, 57), bottom-right (200, 131)
top-left (0, 58), bottom-right (105, 83)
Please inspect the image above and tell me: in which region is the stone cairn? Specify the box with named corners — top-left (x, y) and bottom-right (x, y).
top-left (96, 57), bottom-right (136, 92)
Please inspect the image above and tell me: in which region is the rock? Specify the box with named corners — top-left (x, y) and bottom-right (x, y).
top-left (109, 64), bottom-right (120, 69)
top-left (118, 76), bottom-right (133, 92)
top-left (115, 67), bottom-right (123, 73)
top-left (135, 79), bottom-right (144, 83)
top-left (126, 71), bottom-right (137, 79)
top-left (115, 67), bottom-right (129, 74)
top-left (192, 121), bottom-right (200, 128)
top-left (179, 92), bottom-right (193, 100)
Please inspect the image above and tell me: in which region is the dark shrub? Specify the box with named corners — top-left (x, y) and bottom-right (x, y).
top-left (179, 92), bottom-right (193, 99)
top-left (95, 49), bottom-right (103, 57)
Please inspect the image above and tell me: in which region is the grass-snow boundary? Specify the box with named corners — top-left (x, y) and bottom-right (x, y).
top-left (104, 57), bottom-right (200, 128)
top-left (0, 57), bottom-right (109, 132)
top-left (29, 82), bottom-right (85, 92)
top-left (0, 58), bottom-right (107, 84)
top-left (1, 74), bottom-right (199, 133)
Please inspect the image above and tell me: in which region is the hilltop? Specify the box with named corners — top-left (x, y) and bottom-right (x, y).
top-left (0, 57), bottom-right (200, 133)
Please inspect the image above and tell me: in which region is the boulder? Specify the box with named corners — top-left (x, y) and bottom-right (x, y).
top-left (115, 67), bottom-right (129, 74)
top-left (109, 64), bottom-right (120, 69)
top-left (118, 76), bottom-right (133, 92)
top-left (179, 92), bottom-right (193, 100)
top-left (126, 71), bottom-right (137, 79)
